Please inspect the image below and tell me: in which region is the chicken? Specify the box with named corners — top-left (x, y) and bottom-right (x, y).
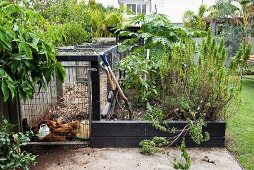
top-left (52, 126), bottom-right (77, 140)
top-left (42, 133), bottom-right (66, 142)
top-left (69, 121), bottom-right (80, 130)
top-left (41, 120), bottom-right (57, 131)
top-left (55, 116), bottom-right (64, 125)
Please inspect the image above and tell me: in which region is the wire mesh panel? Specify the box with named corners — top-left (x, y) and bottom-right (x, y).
top-left (20, 77), bottom-right (57, 126)
top-left (20, 61), bottom-right (92, 142)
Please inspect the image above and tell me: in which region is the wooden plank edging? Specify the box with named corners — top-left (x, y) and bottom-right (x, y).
top-left (91, 120), bottom-right (225, 148)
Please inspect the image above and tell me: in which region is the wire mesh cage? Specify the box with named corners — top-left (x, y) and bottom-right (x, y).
top-left (20, 61), bottom-right (92, 142)
top-left (19, 43), bottom-right (119, 143)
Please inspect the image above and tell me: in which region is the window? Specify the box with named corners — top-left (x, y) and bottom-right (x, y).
top-left (127, 4), bottom-right (136, 15)
top-left (142, 4), bottom-right (146, 14)
top-left (127, 3), bottom-right (147, 15)
top-left (137, 4), bottom-right (141, 14)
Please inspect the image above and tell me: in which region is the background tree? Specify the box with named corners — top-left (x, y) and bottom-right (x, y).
top-left (182, 4), bottom-right (207, 31)
top-left (210, 0), bottom-right (254, 61)
top-left (36, 0), bottom-right (127, 45)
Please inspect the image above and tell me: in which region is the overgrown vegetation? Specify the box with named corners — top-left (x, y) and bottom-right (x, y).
top-left (120, 14), bottom-right (247, 121)
top-left (119, 14), bottom-right (203, 103)
top-left (42, 0), bottom-right (92, 45)
top-left (184, 0), bottom-right (254, 59)
top-left (0, 118), bottom-right (36, 170)
top-left (120, 13), bottom-right (250, 169)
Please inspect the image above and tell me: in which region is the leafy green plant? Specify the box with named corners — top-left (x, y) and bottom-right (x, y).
top-left (189, 119), bottom-right (210, 144)
top-left (0, 1), bottom-right (65, 101)
top-left (120, 53), bottom-right (159, 103)
top-left (62, 22), bottom-right (91, 45)
top-left (139, 140), bottom-right (157, 155)
top-left (0, 118), bottom-right (36, 170)
top-left (144, 103), bottom-right (168, 132)
top-left (119, 14), bottom-right (203, 103)
top-left (173, 140), bottom-right (191, 170)
top-left (88, 0), bottom-right (127, 37)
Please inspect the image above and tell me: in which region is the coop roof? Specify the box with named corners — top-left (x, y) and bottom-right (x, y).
top-left (56, 43), bottom-right (118, 61)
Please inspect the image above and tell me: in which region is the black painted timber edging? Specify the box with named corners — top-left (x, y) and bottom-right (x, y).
top-left (91, 120), bottom-right (225, 148)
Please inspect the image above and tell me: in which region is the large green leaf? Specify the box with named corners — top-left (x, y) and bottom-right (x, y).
top-left (1, 81), bottom-right (10, 102)
top-left (0, 28), bottom-right (11, 51)
top-left (55, 62), bottom-right (65, 82)
top-left (18, 42), bottom-right (33, 59)
top-left (7, 79), bottom-right (15, 99)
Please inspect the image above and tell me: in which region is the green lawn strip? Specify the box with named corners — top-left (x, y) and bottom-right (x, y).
top-left (227, 78), bottom-right (254, 170)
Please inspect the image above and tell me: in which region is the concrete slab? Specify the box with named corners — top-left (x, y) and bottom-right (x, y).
top-left (30, 148), bottom-right (242, 170)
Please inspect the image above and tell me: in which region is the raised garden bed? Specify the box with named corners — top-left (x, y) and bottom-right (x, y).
top-left (90, 120), bottom-right (225, 148)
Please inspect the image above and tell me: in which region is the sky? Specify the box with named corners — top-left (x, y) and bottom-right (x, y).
top-left (96, 0), bottom-right (217, 22)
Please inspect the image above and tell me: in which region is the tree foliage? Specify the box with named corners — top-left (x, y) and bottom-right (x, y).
top-left (183, 4), bottom-right (207, 31)
top-left (0, 1), bottom-right (65, 102)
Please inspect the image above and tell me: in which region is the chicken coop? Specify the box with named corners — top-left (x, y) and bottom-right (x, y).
top-left (1, 43), bottom-right (120, 145)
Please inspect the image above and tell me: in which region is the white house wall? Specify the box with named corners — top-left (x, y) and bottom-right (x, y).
top-left (151, 0), bottom-right (164, 14)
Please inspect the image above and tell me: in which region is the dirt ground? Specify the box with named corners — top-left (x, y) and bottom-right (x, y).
top-left (29, 147), bottom-right (242, 170)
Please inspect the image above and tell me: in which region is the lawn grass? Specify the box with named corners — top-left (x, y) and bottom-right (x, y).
top-left (227, 78), bottom-right (254, 170)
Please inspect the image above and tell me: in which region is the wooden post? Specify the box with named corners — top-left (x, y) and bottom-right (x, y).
top-left (91, 61), bottom-right (100, 121)
top-left (211, 19), bottom-right (217, 36)
top-left (0, 93), bottom-right (21, 132)
top-left (56, 79), bottom-right (63, 104)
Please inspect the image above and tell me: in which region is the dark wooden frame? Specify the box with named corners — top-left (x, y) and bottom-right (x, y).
top-left (91, 120), bottom-right (225, 148)
top-left (57, 45), bottom-right (118, 122)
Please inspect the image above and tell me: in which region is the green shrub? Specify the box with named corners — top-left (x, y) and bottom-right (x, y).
top-left (41, 0), bottom-right (92, 45)
top-left (139, 137), bottom-right (168, 155)
top-left (39, 0), bottom-right (126, 45)
top-left (161, 34), bottom-right (249, 121)
top-left (63, 22), bottom-right (91, 45)
top-left (139, 140), bottom-right (157, 155)
top-left (119, 14), bottom-right (201, 103)
top-left (0, 119), bottom-right (36, 170)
